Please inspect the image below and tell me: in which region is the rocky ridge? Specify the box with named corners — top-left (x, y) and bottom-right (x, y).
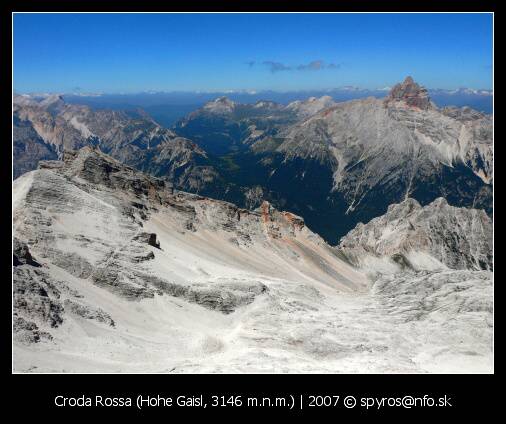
top-left (12, 147), bottom-right (492, 373)
top-left (13, 146), bottom-right (367, 343)
top-left (337, 197), bottom-right (492, 276)
top-left (285, 95), bottom-right (337, 118)
top-left (13, 94), bottom-right (220, 190)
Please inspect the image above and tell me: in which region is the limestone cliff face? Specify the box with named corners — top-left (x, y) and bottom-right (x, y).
top-left (337, 197), bottom-right (492, 274)
top-left (384, 76), bottom-right (434, 110)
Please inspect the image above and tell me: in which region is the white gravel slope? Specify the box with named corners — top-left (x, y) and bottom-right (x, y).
top-left (12, 148), bottom-right (493, 373)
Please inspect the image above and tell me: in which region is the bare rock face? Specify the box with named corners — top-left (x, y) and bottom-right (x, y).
top-left (384, 76), bottom-right (433, 110)
top-left (13, 147), bottom-right (367, 322)
top-left (373, 269), bottom-right (492, 322)
top-left (285, 95), bottom-right (337, 119)
top-left (13, 238), bottom-right (40, 267)
top-left (243, 185), bottom-right (265, 209)
top-left (440, 106), bottom-right (493, 184)
top-left (13, 115), bottom-right (58, 179)
top-left (13, 315), bottom-right (53, 344)
top-left (13, 266), bottom-right (64, 330)
top-left (134, 232), bottom-right (160, 249)
top-left (12, 147), bottom-right (492, 373)
top-left (63, 299), bottom-right (115, 327)
top-left (202, 96), bottom-right (237, 114)
top-left (337, 197), bottom-right (492, 274)
top-left (13, 255), bottom-right (114, 344)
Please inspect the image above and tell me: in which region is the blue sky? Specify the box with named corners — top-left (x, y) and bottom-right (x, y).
top-left (13, 13), bottom-right (493, 93)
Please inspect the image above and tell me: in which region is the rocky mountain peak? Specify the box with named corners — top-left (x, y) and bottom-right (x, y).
top-left (39, 94), bottom-right (65, 105)
top-left (253, 100), bottom-right (281, 109)
top-left (385, 76), bottom-right (433, 110)
top-left (38, 94), bottom-right (67, 115)
top-left (13, 94), bottom-right (38, 107)
top-left (13, 93), bottom-right (66, 112)
top-left (215, 96), bottom-right (234, 104)
top-left (203, 96), bottom-right (236, 114)
top-left (286, 95), bottom-right (337, 118)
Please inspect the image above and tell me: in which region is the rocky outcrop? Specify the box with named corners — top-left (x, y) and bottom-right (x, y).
top-left (13, 259), bottom-right (115, 344)
top-left (13, 238), bottom-right (40, 267)
top-left (13, 266), bottom-right (64, 330)
top-left (384, 76), bottom-right (433, 110)
top-left (443, 107), bottom-right (493, 184)
top-left (337, 197), bottom-right (492, 274)
top-left (134, 232), bottom-right (161, 249)
top-left (373, 269), bottom-right (492, 321)
top-left (145, 279), bottom-right (268, 314)
top-left (63, 299), bottom-right (115, 327)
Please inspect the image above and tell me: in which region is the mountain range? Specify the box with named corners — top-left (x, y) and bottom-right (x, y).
top-left (14, 77), bottom-right (493, 244)
top-left (12, 77), bottom-right (493, 372)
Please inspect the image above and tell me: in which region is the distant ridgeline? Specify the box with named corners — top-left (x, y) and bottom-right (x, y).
top-left (14, 77), bottom-right (492, 244)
